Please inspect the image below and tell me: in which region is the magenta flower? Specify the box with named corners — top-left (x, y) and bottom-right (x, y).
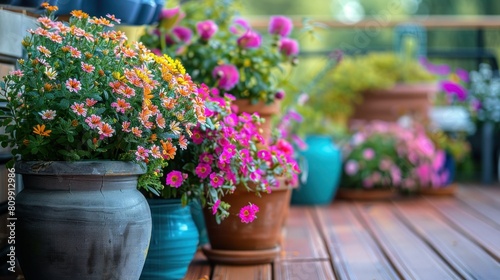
top-left (159, 7), bottom-right (183, 30)
top-left (172, 26), bottom-right (192, 44)
top-left (166, 170), bottom-right (184, 188)
top-left (195, 163), bottom-right (212, 179)
top-left (269, 15), bottom-right (293, 37)
top-left (419, 57), bottom-right (450, 76)
top-left (237, 29), bottom-right (262, 49)
top-left (274, 90), bottom-right (285, 100)
top-left (279, 38), bottom-right (299, 56)
top-left (196, 20), bottom-right (218, 41)
top-left (238, 203), bottom-right (259, 223)
top-left (159, 7), bottom-right (180, 20)
top-left (440, 80), bottom-right (467, 101)
top-left (212, 200), bottom-right (221, 215)
top-left (230, 18), bottom-right (250, 35)
top-left (209, 172), bottom-right (224, 188)
top-left (344, 160), bottom-right (359, 175)
top-left (212, 64), bottom-right (240, 91)
top-left (257, 150), bottom-right (272, 161)
top-left (362, 148), bottom-right (375, 160)
top-left (456, 68), bottom-right (469, 82)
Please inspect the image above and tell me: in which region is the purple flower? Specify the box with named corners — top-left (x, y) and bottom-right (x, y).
top-left (344, 160), bottom-right (359, 175)
top-left (269, 15), bottom-right (293, 37)
top-left (440, 80), bottom-right (467, 101)
top-left (212, 64), bottom-right (240, 91)
top-left (237, 29), bottom-right (262, 49)
top-left (196, 20), bottom-right (218, 41)
top-left (279, 38), bottom-right (299, 56)
top-left (419, 57), bottom-right (450, 76)
top-left (456, 68), bottom-right (469, 82)
top-left (172, 26), bottom-right (192, 44)
top-left (274, 90), bottom-right (285, 100)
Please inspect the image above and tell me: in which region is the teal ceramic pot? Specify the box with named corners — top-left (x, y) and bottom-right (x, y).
top-left (150, 0), bottom-right (166, 24)
top-left (291, 135), bottom-right (342, 205)
top-left (89, 0), bottom-right (141, 24)
top-left (55, 0), bottom-right (83, 16)
top-left (140, 199), bottom-right (199, 280)
top-left (189, 199), bottom-right (209, 247)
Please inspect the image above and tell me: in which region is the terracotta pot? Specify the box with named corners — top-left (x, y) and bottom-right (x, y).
top-left (202, 182), bottom-right (291, 264)
top-left (336, 188), bottom-right (399, 201)
top-left (232, 99), bottom-right (281, 142)
top-left (350, 83), bottom-right (438, 124)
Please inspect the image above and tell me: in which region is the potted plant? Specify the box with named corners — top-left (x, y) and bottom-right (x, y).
top-left (139, 0), bottom-right (300, 140)
top-left (309, 51), bottom-right (437, 126)
top-left (143, 86), bottom-right (299, 265)
top-left (0, 4), bottom-right (205, 279)
top-left (276, 92), bottom-right (344, 205)
top-left (338, 120), bottom-right (450, 200)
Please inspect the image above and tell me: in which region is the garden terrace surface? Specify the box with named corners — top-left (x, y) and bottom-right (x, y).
top-left (185, 184), bottom-right (500, 280)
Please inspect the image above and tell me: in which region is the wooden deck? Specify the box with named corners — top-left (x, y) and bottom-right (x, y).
top-left (185, 184), bottom-right (500, 280)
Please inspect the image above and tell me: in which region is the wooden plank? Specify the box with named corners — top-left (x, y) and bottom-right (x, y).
top-left (315, 203), bottom-right (399, 280)
top-left (184, 250), bottom-right (211, 280)
top-left (212, 264), bottom-right (271, 280)
top-left (280, 207), bottom-right (329, 261)
top-left (355, 202), bottom-right (460, 279)
top-left (395, 200), bottom-right (500, 278)
top-left (274, 260), bottom-right (336, 280)
top-left (426, 197), bottom-right (500, 260)
top-left (455, 186), bottom-right (500, 227)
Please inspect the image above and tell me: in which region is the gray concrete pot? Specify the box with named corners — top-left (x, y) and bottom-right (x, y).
top-left (15, 161), bottom-right (151, 280)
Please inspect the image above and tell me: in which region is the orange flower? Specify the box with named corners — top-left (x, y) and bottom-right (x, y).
top-left (33, 124), bottom-right (51, 137)
top-left (161, 140), bottom-right (177, 160)
top-left (70, 10), bottom-right (89, 19)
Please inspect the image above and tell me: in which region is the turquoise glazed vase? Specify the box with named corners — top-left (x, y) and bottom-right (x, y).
top-left (140, 199), bottom-right (199, 280)
top-left (291, 135), bottom-right (342, 205)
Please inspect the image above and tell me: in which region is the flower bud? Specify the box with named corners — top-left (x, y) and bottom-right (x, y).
top-left (269, 16), bottom-right (293, 37)
top-left (196, 20), bottom-right (218, 41)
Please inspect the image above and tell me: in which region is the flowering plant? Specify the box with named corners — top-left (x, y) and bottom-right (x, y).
top-left (341, 121), bottom-right (450, 191)
top-left (139, 0), bottom-right (300, 104)
top-left (151, 85), bottom-right (300, 223)
top-left (0, 4), bottom-right (206, 190)
top-left (467, 63), bottom-right (500, 123)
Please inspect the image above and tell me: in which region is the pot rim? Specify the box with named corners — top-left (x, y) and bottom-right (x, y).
top-left (15, 160), bottom-right (145, 176)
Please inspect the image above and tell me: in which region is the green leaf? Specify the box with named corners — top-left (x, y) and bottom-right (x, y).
top-left (146, 185), bottom-right (160, 196)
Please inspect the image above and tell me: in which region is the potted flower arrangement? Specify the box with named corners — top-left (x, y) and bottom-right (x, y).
top-left (145, 84), bottom-right (300, 265)
top-left (0, 4), bottom-right (205, 279)
top-left (338, 120), bottom-right (450, 200)
top-left (139, 0), bottom-right (300, 140)
top-left (309, 51), bottom-right (437, 126)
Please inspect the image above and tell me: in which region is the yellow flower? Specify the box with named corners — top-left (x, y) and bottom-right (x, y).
top-left (33, 124), bottom-right (51, 137)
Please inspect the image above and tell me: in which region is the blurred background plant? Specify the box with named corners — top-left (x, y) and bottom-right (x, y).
top-left (139, 0), bottom-right (300, 104)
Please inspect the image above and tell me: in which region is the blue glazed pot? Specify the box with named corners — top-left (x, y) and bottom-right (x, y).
top-left (54, 0), bottom-right (83, 16)
top-left (150, 0), bottom-right (165, 24)
top-left (135, 0), bottom-right (157, 25)
top-left (189, 199), bottom-right (209, 247)
top-left (141, 199), bottom-right (199, 280)
top-left (92, 0), bottom-right (142, 25)
top-left (291, 135), bottom-right (342, 205)
top-left (443, 151), bottom-right (456, 185)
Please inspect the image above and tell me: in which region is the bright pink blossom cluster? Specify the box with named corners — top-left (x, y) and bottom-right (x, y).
top-left (342, 121), bottom-right (449, 191)
top-left (163, 85), bottom-right (300, 223)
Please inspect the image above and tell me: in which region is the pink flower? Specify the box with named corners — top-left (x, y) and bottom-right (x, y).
top-left (238, 203), bottom-right (259, 223)
top-left (212, 200), bottom-right (221, 215)
top-left (257, 150), bottom-right (272, 161)
top-left (159, 7), bottom-right (183, 30)
top-left (237, 29), bottom-right (262, 49)
top-left (166, 170), bottom-right (184, 188)
top-left (362, 148), bottom-right (375, 160)
top-left (344, 160), bottom-right (359, 176)
top-left (195, 163), bottom-right (212, 179)
top-left (416, 164), bottom-right (432, 186)
top-left (172, 26), bottom-right (192, 44)
top-left (230, 18), bottom-right (250, 35)
top-left (85, 114), bottom-right (102, 129)
top-left (209, 173), bottom-right (224, 188)
top-left (135, 146), bottom-right (149, 161)
top-left (199, 152), bottom-right (214, 164)
top-left (279, 38), bottom-right (299, 56)
top-left (212, 64), bottom-right (239, 91)
top-left (65, 78), bottom-right (81, 93)
top-left (274, 90), bottom-right (285, 100)
top-left (269, 15), bottom-right (293, 37)
top-left (196, 20), bottom-right (218, 41)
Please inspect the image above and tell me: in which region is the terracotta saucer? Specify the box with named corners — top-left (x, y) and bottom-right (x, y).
top-left (201, 244), bottom-right (280, 265)
top-left (419, 183), bottom-right (458, 196)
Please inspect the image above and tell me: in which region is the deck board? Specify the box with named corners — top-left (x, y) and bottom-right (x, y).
top-left (394, 199), bottom-right (500, 279)
top-left (279, 207), bottom-right (329, 261)
top-left (355, 202), bottom-right (461, 279)
top-left (315, 203), bottom-right (399, 280)
top-left (180, 185), bottom-right (500, 279)
top-left (425, 196), bottom-right (500, 261)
